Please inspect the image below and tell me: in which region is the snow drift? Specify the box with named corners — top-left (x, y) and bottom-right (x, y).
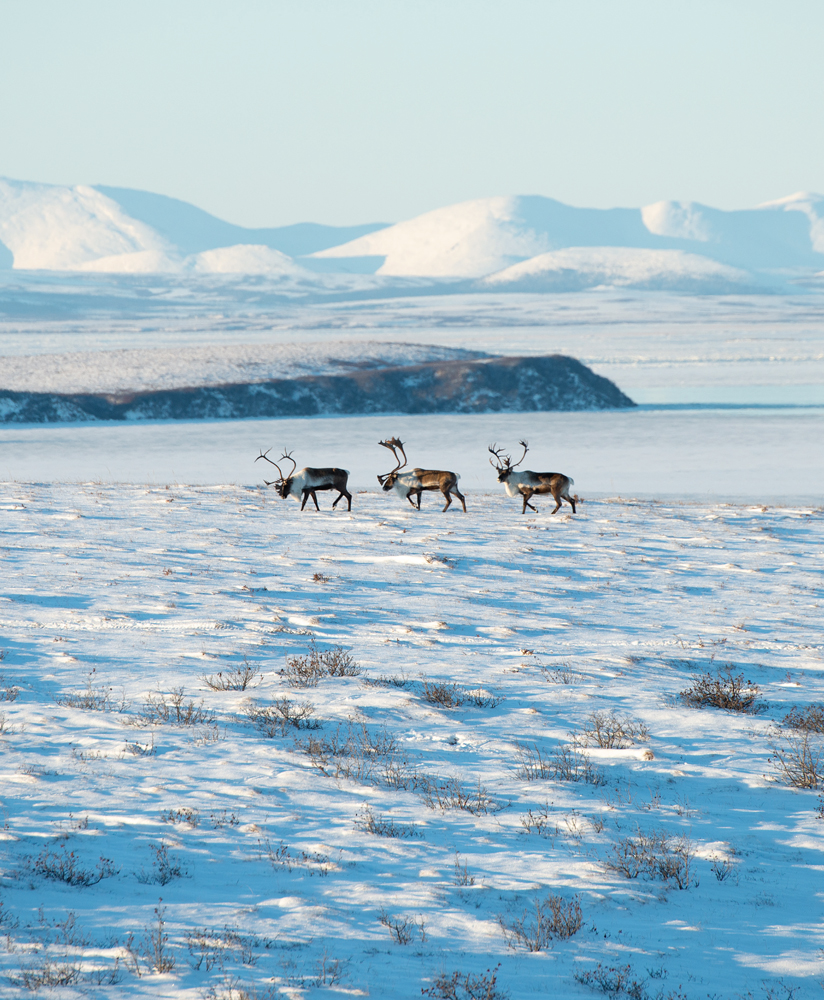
top-left (478, 246), bottom-right (757, 294)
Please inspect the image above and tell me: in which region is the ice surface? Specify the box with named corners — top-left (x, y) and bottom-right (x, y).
top-left (0, 408), bottom-right (821, 500)
top-left (0, 484), bottom-right (821, 997)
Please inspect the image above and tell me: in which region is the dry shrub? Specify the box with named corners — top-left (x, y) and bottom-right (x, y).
top-left (55, 669), bottom-right (128, 713)
top-left (515, 742), bottom-right (605, 785)
top-left (769, 729), bottom-right (824, 789)
top-left (245, 697), bottom-right (319, 736)
top-left (520, 802), bottom-right (560, 841)
top-left (378, 908), bottom-right (425, 945)
top-left (572, 710), bottom-right (649, 749)
top-left (422, 964), bottom-right (508, 1000)
top-left (355, 805), bottom-right (422, 838)
top-left (259, 837), bottom-right (333, 875)
top-left (539, 664), bottom-right (584, 685)
top-left (574, 962), bottom-right (648, 998)
top-left (679, 665), bottom-right (761, 713)
top-left (138, 687), bottom-right (214, 726)
top-left (422, 776), bottom-right (501, 815)
top-left (15, 959), bottom-right (83, 990)
top-left (186, 925), bottom-right (272, 971)
top-left (605, 827), bottom-right (696, 889)
top-left (28, 846), bottom-right (118, 886)
top-left (298, 720), bottom-right (418, 789)
top-left (420, 677), bottom-right (503, 709)
top-left (136, 843), bottom-right (186, 885)
top-left (161, 807), bottom-right (199, 827)
top-left (361, 671), bottom-right (411, 689)
top-left (283, 643), bottom-right (359, 687)
top-left (782, 704), bottom-right (824, 733)
top-left (498, 894), bottom-right (582, 951)
top-left (204, 660), bottom-right (260, 691)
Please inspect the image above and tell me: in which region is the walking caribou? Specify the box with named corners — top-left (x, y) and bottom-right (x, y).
top-left (377, 437), bottom-right (467, 512)
top-left (489, 441), bottom-right (576, 514)
top-left (255, 449), bottom-right (352, 511)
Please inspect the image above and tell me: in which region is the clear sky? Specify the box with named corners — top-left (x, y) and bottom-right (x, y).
top-left (2, 0), bottom-right (823, 228)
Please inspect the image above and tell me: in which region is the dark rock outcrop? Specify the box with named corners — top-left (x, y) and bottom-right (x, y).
top-left (0, 354), bottom-right (635, 423)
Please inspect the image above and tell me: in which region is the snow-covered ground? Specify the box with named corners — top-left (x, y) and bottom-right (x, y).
top-left (0, 485), bottom-right (822, 999)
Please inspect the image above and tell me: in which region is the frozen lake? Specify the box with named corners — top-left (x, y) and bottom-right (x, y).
top-left (1, 406), bottom-right (821, 501)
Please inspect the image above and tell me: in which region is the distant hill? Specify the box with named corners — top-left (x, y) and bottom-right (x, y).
top-left (1, 177), bottom-right (823, 293)
top-left (94, 186), bottom-right (389, 257)
top-left (314, 192), bottom-right (824, 279)
top-left (0, 355), bottom-right (634, 423)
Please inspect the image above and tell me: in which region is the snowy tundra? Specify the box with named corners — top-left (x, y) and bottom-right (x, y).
top-left (0, 483), bottom-right (822, 999)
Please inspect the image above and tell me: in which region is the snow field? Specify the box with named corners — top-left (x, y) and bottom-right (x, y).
top-left (0, 485), bottom-right (822, 998)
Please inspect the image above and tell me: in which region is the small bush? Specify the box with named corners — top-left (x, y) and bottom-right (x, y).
top-left (679, 665), bottom-right (761, 713)
top-left (15, 959), bottom-right (82, 990)
top-left (55, 669), bottom-right (128, 713)
top-left (361, 671), bottom-right (411, 689)
top-left (186, 925), bottom-right (273, 971)
top-left (125, 901), bottom-right (176, 975)
top-left (29, 846), bottom-right (118, 886)
top-left (420, 677), bottom-right (503, 709)
top-left (520, 802), bottom-right (560, 841)
top-left (572, 710), bottom-right (649, 749)
top-left (515, 742), bottom-right (605, 785)
top-left (605, 827), bottom-right (696, 889)
top-left (138, 687), bottom-right (214, 726)
top-left (211, 810), bottom-right (241, 828)
top-left (378, 908), bottom-right (425, 945)
top-left (124, 735), bottom-right (156, 756)
top-left (245, 697), bottom-right (319, 736)
top-left (204, 661), bottom-right (260, 691)
top-left (769, 730), bottom-right (824, 789)
top-left (422, 964), bottom-right (508, 1000)
top-left (574, 962), bottom-right (648, 998)
top-left (355, 805), bottom-right (422, 838)
top-left (259, 837), bottom-right (333, 875)
top-left (498, 894), bottom-right (582, 951)
top-left (0, 674), bottom-right (19, 702)
top-left (539, 664), bottom-right (584, 685)
top-left (161, 807), bottom-right (200, 828)
top-left (283, 643), bottom-right (359, 687)
top-left (298, 720), bottom-right (419, 789)
top-left (136, 843), bottom-right (186, 884)
top-left (782, 704), bottom-right (824, 733)
top-left (453, 854), bottom-right (476, 886)
top-left (422, 776), bottom-right (501, 815)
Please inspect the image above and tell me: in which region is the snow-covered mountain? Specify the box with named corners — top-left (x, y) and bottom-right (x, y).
top-left (0, 178), bottom-right (387, 275)
top-left (315, 192), bottom-right (824, 280)
top-left (2, 177), bottom-right (824, 293)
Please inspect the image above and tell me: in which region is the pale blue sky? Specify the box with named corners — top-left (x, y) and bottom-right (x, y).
top-left (2, 0), bottom-right (822, 227)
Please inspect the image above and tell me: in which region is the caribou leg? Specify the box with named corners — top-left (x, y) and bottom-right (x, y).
top-left (301, 489), bottom-right (320, 511)
top-left (331, 489), bottom-right (352, 511)
top-left (453, 486), bottom-right (467, 513)
top-left (521, 489), bottom-right (538, 514)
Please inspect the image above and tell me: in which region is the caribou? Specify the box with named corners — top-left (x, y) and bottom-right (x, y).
top-left (377, 437), bottom-right (467, 512)
top-left (489, 441), bottom-right (576, 514)
top-left (255, 449), bottom-right (352, 511)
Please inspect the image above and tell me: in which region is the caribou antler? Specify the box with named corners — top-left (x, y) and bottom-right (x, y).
top-left (488, 443), bottom-right (510, 471)
top-left (256, 448), bottom-right (284, 478)
top-left (378, 437), bottom-right (407, 484)
top-left (278, 450), bottom-right (297, 479)
top-left (511, 440), bottom-right (529, 470)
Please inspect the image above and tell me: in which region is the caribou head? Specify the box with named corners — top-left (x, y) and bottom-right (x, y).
top-left (488, 440), bottom-right (528, 483)
top-left (255, 449), bottom-right (297, 499)
top-left (377, 437), bottom-right (408, 492)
